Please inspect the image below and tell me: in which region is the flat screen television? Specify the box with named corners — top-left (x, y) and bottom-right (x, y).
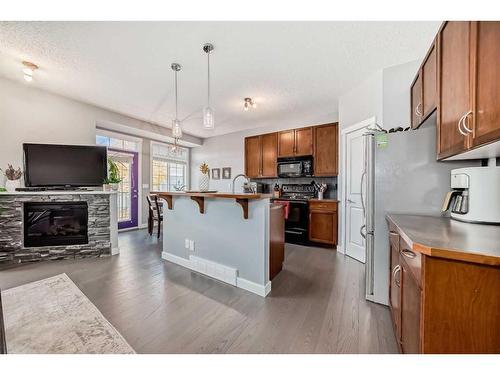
top-left (23, 143), bottom-right (107, 187)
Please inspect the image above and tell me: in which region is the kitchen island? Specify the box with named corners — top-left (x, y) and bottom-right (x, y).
top-left (153, 191), bottom-right (282, 297)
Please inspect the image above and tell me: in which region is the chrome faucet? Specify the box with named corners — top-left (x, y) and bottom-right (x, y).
top-left (232, 173), bottom-right (249, 194)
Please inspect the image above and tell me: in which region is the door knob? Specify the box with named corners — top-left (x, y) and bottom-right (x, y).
top-left (347, 199), bottom-right (355, 204)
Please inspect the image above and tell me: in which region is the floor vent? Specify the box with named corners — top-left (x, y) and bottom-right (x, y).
top-left (189, 255), bottom-right (238, 286)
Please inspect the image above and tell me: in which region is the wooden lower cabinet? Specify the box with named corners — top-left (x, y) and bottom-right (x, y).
top-left (308, 200), bottom-right (337, 245)
top-left (387, 221), bottom-right (500, 353)
top-left (400, 261), bottom-right (422, 354)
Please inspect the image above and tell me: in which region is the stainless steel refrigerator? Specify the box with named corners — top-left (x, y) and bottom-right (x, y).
top-left (361, 123), bottom-right (476, 305)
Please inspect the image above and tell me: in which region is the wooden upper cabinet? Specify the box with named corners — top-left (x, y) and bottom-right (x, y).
top-left (400, 260), bottom-right (421, 354)
top-left (411, 73), bottom-right (423, 129)
top-left (245, 136), bottom-right (261, 178)
top-left (261, 132), bottom-right (278, 177)
top-left (437, 21), bottom-right (471, 159)
top-left (422, 42), bottom-right (437, 118)
top-left (294, 127), bottom-right (313, 156)
top-left (245, 133), bottom-right (278, 178)
top-left (277, 130), bottom-right (295, 157)
top-left (470, 21), bottom-right (500, 148)
top-left (313, 123), bottom-right (338, 176)
top-left (278, 127), bottom-right (313, 157)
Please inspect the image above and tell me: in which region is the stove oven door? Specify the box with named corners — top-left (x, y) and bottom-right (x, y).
top-left (284, 200), bottom-right (309, 244)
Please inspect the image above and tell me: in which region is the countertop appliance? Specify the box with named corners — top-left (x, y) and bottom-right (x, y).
top-left (362, 125), bottom-right (476, 305)
top-left (277, 156), bottom-right (313, 178)
top-left (274, 184), bottom-right (315, 244)
top-left (243, 181), bottom-right (264, 194)
top-left (443, 163), bottom-right (500, 224)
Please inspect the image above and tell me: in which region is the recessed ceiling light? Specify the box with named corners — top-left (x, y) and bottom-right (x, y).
top-left (22, 61), bottom-right (38, 83)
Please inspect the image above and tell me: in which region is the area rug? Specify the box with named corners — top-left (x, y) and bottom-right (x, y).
top-left (2, 273), bottom-right (135, 354)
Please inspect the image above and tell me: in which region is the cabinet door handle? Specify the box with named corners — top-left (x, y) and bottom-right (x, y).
top-left (458, 113), bottom-right (468, 136)
top-left (392, 265), bottom-right (401, 287)
top-left (462, 110), bottom-right (473, 133)
top-left (415, 103), bottom-right (422, 117)
top-left (401, 248), bottom-right (417, 259)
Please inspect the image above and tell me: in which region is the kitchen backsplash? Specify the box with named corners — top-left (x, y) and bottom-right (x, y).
top-left (250, 177), bottom-right (338, 199)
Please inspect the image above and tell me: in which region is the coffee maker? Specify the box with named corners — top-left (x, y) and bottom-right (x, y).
top-left (442, 161), bottom-right (500, 224)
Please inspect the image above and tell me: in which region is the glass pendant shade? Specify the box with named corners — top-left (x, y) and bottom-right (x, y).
top-left (172, 119), bottom-right (183, 139)
top-left (203, 106), bottom-right (215, 130)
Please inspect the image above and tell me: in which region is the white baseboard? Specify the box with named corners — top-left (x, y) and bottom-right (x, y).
top-left (161, 251), bottom-right (270, 297)
top-left (236, 278), bottom-right (272, 297)
top-left (111, 246), bottom-right (120, 255)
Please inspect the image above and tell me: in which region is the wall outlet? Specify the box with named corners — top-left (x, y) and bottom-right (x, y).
top-left (185, 238), bottom-right (190, 249)
top-left (189, 240), bottom-right (195, 251)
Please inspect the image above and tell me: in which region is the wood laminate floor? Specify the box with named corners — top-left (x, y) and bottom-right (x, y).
top-left (0, 229), bottom-right (398, 353)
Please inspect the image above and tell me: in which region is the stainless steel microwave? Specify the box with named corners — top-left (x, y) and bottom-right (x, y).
top-left (277, 157), bottom-right (313, 178)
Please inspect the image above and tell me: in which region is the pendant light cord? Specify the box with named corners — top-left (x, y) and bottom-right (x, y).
top-left (174, 70), bottom-right (178, 119)
top-left (207, 52), bottom-right (210, 106)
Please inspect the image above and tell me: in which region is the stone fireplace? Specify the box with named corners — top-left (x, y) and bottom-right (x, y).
top-left (0, 192), bottom-right (114, 266)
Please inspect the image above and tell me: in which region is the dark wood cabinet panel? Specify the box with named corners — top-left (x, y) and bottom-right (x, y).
top-left (400, 261), bottom-right (421, 354)
top-left (314, 123), bottom-right (338, 176)
top-left (411, 73), bottom-right (423, 129)
top-left (422, 43), bottom-right (437, 118)
top-left (244, 136), bottom-right (261, 178)
top-left (438, 21), bottom-right (471, 159)
top-left (308, 201), bottom-right (337, 245)
top-left (389, 232), bottom-right (402, 345)
top-left (269, 204), bottom-right (285, 280)
top-left (261, 133), bottom-right (278, 177)
top-left (294, 127), bottom-right (313, 156)
top-left (278, 130), bottom-right (295, 157)
top-left (471, 21), bottom-right (500, 148)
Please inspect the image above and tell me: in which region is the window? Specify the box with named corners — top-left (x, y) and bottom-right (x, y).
top-left (151, 142), bottom-right (189, 192)
top-left (95, 135), bottom-right (138, 151)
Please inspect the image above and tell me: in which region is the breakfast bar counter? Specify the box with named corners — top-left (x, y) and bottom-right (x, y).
top-left (153, 191), bottom-right (281, 297)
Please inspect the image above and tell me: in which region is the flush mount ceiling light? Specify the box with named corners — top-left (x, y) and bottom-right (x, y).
top-left (244, 97), bottom-right (257, 111)
top-left (171, 63), bottom-right (183, 143)
top-left (22, 61), bottom-right (38, 82)
top-left (202, 43), bottom-right (215, 130)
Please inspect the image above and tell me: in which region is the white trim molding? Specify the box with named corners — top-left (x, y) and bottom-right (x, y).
top-left (161, 251), bottom-right (271, 297)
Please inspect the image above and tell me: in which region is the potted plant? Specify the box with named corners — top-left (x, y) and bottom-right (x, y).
top-left (1, 165), bottom-right (23, 192)
top-left (103, 159), bottom-right (122, 192)
top-left (199, 162), bottom-right (210, 192)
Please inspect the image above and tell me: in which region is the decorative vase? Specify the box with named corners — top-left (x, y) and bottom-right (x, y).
top-left (199, 173), bottom-right (210, 192)
top-left (110, 183), bottom-right (119, 192)
top-left (5, 179), bottom-right (20, 192)
top-left (318, 191), bottom-right (324, 200)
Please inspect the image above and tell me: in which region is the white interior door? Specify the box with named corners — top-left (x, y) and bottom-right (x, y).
top-left (345, 127), bottom-right (367, 263)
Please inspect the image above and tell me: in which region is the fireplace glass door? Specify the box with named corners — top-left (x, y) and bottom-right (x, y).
top-left (24, 202), bottom-right (89, 247)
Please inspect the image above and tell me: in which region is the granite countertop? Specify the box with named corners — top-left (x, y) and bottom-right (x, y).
top-left (387, 214), bottom-right (500, 266)
top-left (152, 191), bottom-right (273, 200)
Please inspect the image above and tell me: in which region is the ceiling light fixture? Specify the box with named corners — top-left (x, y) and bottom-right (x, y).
top-left (202, 43), bottom-right (215, 130)
top-left (171, 63), bottom-right (183, 142)
top-left (244, 97), bottom-right (257, 111)
top-left (22, 61), bottom-right (38, 82)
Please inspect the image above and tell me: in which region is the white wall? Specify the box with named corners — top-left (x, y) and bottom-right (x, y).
top-left (190, 116), bottom-right (339, 192)
top-left (0, 76), bottom-right (202, 226)
top-left (338, 70), bottom-right (383, 129)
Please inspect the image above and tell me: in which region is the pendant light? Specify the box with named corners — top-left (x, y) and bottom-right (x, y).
top-left (171, 63), bottom-right (183, 140)
top-left (202, 43), bottom-right (215, 130)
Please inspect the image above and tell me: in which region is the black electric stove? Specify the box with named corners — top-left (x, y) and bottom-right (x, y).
top-left (273, 184), bottom-right (316, 244)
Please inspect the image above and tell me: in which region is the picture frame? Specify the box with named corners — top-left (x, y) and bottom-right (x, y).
top-left (211, 168), bottom-right (220, 180)
top-left (222, 167), bottom-right (232, 179)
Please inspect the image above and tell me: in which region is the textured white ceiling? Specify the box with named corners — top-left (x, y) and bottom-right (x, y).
top-left (0, 21), bottom-right (441, 138)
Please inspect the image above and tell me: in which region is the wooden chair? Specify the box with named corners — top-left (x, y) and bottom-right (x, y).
top-left (0, 289), bottom-right (6, 354)
top-left (146, 194), bottom-right (163, 239)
